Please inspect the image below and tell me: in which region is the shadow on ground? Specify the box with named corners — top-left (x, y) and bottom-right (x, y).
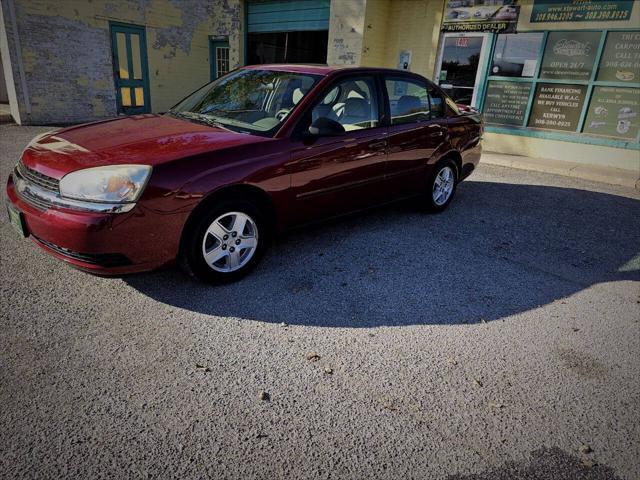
top-left (126, 180), bottom-right (640, 327)
top-left (446, 447), bottom-right (621, 480)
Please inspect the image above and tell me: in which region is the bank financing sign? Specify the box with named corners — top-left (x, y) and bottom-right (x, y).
top-left (443, 1), bottom-right (520, 33)
top-left (531, 0), bottom-right (635, 23)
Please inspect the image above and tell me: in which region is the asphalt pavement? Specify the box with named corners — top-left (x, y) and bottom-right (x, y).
top-left (1, 124), bottom-right (639, 479)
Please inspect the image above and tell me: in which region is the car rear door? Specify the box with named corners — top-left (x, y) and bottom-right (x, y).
top-left (382, 76), bottom-right (448, 200)
top-left (286, 74), bottom-right (388, 224)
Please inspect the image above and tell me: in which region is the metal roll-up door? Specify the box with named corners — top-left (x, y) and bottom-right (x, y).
top-left (247, 0), bottom-right (330, 33)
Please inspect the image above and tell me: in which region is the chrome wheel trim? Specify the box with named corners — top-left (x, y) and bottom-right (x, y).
top-left (201, 211), bottom-right (259, 273)
top-left (432, 166), bottom-right (455, 206)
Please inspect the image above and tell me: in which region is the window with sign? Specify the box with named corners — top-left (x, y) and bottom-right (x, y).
top-left (491, 33), bottom-right (544, 78)
top-left (482, 29), bottom-right (640, 145)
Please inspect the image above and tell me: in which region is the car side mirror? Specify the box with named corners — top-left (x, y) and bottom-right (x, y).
top-left (308, 117), bottom-right (345, 137)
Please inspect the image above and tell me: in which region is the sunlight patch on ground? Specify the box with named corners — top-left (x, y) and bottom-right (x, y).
top-left (618, 254), bottom-right (640, 272)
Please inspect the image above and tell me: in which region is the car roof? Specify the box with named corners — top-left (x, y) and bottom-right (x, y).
top-left (242, 64), bottom-right (427, 78)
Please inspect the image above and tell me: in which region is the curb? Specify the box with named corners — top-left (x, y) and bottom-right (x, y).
top-left (481, 152), bottom-right (640, 190)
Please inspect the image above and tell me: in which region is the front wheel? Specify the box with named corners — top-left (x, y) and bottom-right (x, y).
top-left (423, 161), bottom-right (458, 213)
top-left (181, 200), bottom-right (269, 283)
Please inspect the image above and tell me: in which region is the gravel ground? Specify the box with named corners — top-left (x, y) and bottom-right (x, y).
top-left (1, 124), bottom-right (639, 479)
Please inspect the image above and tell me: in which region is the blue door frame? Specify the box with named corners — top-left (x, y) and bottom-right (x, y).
top-left (110, 22), bottom-right (151, 115)
top-left (209, 39), bottom-right (230, 80)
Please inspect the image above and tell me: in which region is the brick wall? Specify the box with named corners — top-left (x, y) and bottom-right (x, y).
top-left (3, 0), bottom-right (243, 125)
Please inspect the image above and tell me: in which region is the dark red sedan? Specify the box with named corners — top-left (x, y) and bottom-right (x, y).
top-left (6, 65), bottom-right (482, 283)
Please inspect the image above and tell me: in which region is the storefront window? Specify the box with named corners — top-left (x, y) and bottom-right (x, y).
top-left (482, 28), bottom-right (640, 145)
top-left (583, 86), bottom-right (640, 140)
top-left (539, 31), bottom-right (600, 81)
top-left (483, 80), bottom-right (532, 126)
top-left (528, 83), bottom-right (587, 132)
top-left (491, 33), bottom-right (544, 77)
top-left (596, 31), bottom-right (640, 83)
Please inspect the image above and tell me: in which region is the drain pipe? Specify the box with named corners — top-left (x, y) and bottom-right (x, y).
top-left (5, 0), bottom-right (31, 116)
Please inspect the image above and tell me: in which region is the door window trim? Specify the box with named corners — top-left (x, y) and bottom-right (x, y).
top-left (209, 38), bottom-right (230, 80)
top-left (434, 32), bottom-right (492, 108)
top-left (109, 22), bottom-right (151, 115)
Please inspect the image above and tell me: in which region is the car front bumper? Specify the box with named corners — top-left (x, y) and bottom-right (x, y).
top-left (6, 175), bottom-right (186, 275)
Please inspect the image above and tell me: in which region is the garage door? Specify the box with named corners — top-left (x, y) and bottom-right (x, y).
top-left (247, 0), bottom-right (330, 33)
top-left (246, 0), bottom-right (330, 64)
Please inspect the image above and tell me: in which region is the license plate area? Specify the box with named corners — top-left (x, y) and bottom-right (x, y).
top-left (7, 203), bottom-right (28, 237)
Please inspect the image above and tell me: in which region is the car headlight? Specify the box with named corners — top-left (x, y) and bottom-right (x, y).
top-left (59, 165), bottom-right (152, 203)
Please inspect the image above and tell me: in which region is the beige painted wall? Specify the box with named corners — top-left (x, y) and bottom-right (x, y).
top-left (361, 0), bottom-right (443, 81)
top-left (327, 0), bottom-right (367, 66)
top-left (484, 132), bottom-right (640, 173)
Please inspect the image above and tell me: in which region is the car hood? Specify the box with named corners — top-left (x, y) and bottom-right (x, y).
top-left (20, 114), bottom-right (269, 179)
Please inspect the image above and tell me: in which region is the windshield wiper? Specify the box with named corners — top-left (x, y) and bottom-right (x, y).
top-left (171, 111), bottom-right (230, 130)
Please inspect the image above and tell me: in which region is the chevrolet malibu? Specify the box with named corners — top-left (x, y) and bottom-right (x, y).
top-left (6, 65), bottom-right (482, 283)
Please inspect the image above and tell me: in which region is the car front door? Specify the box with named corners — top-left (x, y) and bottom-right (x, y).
top-left (383, 76), bottom-right (448, 199)
top-left (286, 75), bottom-right (388, 224)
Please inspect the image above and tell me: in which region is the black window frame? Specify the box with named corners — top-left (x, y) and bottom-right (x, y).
top-left (383, 76), bottom-right (432, 125)
top-left (380, 73), bottom-right (451, 124)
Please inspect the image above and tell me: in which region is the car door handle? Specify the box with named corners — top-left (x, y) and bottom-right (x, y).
top-left (430, 129), bottom-right (444, 137)
top-left (368, 140), bottom-right (387, 149)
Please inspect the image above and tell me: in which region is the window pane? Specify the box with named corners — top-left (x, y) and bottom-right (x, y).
top-left (130, 34), bottom-right (142, 80)
top-left (116, 32), bottom-right (129, 79)
top-left (385, 79), bottom-right (430, 125)
top-left (527, 83), bottom-right (587, 131)
top-left (539, 31), bottom-right (600, 81)
top-left (483, 80), bottom-right (532, 126)
top-left (439, 36), bottom-right (484, 88)
top-left (491, 33), bottom-right (544, 77)
top-left (312, 77), bottom-right (379, 131)
top-left (216, 47), bottom-right (230, 77)
top-left (582, 86), bottom-right (640, 140)
top-left (121, 87), bottom-right (132, 106)
top-left (597, 31), bottom-right (640, 83)
top-left (134, 87), bottom-right (144, 106)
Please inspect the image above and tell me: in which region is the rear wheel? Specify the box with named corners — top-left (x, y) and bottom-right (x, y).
top-left (181, 200), bottom-right (269, 283)
top-left (423, 161), bottom-right (458, 213)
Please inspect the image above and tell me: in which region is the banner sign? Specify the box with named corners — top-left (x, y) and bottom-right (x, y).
top-left (539, 31), bottom-right (600, 80)
top-left (583, 87), bottom-right (640, 140)
top-left (443, 0), bottom-right (520, 33)
top-left (528, 83), bottom-right (587, 131)
top-left (531, 0), bottom-right (634, 23)
top-left (483, 81), bottom-right (532, 126)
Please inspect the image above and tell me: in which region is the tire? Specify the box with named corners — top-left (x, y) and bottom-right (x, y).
top-left (422, 160), bottom-right (458, 213)
top-left (180, 199), bottom-right (270, 283)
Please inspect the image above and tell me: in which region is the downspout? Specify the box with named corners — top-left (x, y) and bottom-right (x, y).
top-left (5, 0), bottom-right (31, 116)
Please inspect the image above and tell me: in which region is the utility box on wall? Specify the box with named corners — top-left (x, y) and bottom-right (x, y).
top-left (398, 50), bottom-right (412, 71)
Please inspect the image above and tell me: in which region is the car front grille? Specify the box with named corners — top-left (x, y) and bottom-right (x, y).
top-left (15, 160), bottom-right (60, 193)
top-left (13, 161), bottom-right (61, 210)
top-left (34, 237), bottom-right (133, 268)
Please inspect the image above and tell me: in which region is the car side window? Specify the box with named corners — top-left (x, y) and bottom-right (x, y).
top-left (310, 77), bottom-right (380, 131)
top-left (385, 78), bottom-right (431, 125)
top-left (429, 88), bottom-right (446, 119)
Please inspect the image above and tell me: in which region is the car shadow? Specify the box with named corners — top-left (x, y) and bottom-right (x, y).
top-left (125, 180), bottom-right (640, 327)
top-left (446, 447), bottom-right (621, 480)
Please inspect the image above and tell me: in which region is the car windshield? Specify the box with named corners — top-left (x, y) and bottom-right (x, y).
top-left (169, 69), bottom-right (321, 136)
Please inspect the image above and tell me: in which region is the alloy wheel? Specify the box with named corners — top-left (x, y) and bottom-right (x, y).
top-left (432, 166), bottom-right (455, 206)
top-left (201, 211), bottom-right (259, 273)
